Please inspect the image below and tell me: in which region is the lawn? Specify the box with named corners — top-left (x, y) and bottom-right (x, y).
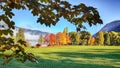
top-left (0, 46), bottom-right (120, 68)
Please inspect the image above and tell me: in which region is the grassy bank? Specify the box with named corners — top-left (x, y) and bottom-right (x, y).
top-left (0, 46), bottom-right (120, 68)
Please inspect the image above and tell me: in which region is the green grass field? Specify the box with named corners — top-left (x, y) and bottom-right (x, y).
top-left (0, 46), bottom-right (120, 68)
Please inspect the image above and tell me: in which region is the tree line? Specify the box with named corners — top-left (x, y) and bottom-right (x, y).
top-left (16, 28), bottom-right (120, 46)
top-left (96, 31), bottom-right (120, 46)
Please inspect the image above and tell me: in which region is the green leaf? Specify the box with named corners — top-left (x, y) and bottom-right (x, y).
top-left (3, 58), bottom-right (12, 65)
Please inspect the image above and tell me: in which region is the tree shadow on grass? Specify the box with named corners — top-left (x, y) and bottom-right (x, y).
top-left (42, 48), bottom-right (120, 60)
top-left (30, 59), bottom-right (116, 68)
top-left (0, 55), bottom-right (118, 68)
top-left (0, 48), bottom-right (120, 68)
top-left (89, 49), bottom-right (120, 53)
top-left (39, 49), bottom-right (120, 68)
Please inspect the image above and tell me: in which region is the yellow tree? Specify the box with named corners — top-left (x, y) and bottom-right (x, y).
top-left (89, 37), bottom-right (95, 45)
top-left (56, 32), bottom-right (66, 45)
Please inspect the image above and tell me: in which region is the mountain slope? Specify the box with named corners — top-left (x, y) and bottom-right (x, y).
top-left (14, 26), bottom-right (48, 40)
top-left (0, 21), bottom-right (49, 45)
top-left (13, 26), bottom-right (49, 45)
top-left (93, 20), bottom-right (120, 37)
top-left (99, 20), bottom-right (120, 32)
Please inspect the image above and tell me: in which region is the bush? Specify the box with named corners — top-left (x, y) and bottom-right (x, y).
top-left (31, 46), bottom-right (35, 48)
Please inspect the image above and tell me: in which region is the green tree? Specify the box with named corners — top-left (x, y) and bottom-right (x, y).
top-left (75, 33), bottom-right (80, 45)
top-left (110, 32), bottom-right (120, 45)
top-left (0, 0), bottom-right (102, 64)
top-left (63, 27), bottom-right (68, 35)
top-left (69, 32), bottom-right (77, 45)
top-left (38, 34), bottom-right (44, 45)
top-left (104, 32), bottom-right (110, 45)
top-left (16, 28), bottom-right (25, 41)
top-left (95, 31), bottom-right (104, 45)
top-left (80, 31), bottom-right (91, 45)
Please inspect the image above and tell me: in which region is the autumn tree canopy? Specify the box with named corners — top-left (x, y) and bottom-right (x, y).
top-left (56, 32), bottom-right (66, 45)
top-left (44, 33), bottom-right (56, 45)
top-left (0, 0), bottom-right (102, 64)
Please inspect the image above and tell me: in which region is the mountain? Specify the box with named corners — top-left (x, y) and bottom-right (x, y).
top-left (0, 21), bottom-right (49, 46)
top-left (13, 26), bottom-right (49, 46)
top-left (93, 20), bottom-right (120, 37)
top-left (14, 26), bottom-right (48, 40)
top-left (99, 20), bottom-right (120, 32)
top-left (0, 21), bottom-right (49, 38)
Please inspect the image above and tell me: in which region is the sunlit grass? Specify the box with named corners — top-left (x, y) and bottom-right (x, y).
top-left (0, 46), bottom-right (120, 68)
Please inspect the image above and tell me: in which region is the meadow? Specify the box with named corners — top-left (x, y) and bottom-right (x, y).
top-left (0, 46), bottom-right (120, 68)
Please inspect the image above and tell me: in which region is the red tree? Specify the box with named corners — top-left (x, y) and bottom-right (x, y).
top-left (44, 33), bottom-right (56, 46)
top-left (49, 33), bottom-right (56, 45)
top-left (66, 35), bottom-right (70, 44)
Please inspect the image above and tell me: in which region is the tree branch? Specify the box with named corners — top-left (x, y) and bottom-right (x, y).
top-left (0, 0), bottom-right (5, 3)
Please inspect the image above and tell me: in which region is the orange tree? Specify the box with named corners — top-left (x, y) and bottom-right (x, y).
top-left (49, 33), bottom-right (56, 45)
top-left (56, 32), bottom-right (67, 45)
top-left (89, 37), bottom-right (95, 45)
top-left (44, 33), bottom-right (56, 45)
top-left (66, 35), bottom-right (71, 44)
top-left (0, 0), bottom-right (102, 64)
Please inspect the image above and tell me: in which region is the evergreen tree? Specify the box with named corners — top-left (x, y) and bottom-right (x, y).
top-left (16, 28), bottom-right (25, 41)
top-left (109, 32), bottom-right (118, 45)
top-left (69, 32), bottom-right (77, 45)
top-left (75, 33), bottom-right (80, 45)
top-left (38, 34), bottom-right (44, 45)
top-left (104, 32), bottom-right (110, 45)
top-left (63, 27), bottom-right (68, 35)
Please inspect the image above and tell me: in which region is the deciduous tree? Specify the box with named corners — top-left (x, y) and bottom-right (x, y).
top-left (69, 32), bottom-right (77, 45)
top-left (56, 32), bottom-right (66, 45)
top-left (44, 33), bottom-right (56, 45)
top-left (66, 35), bottom-right (70, 44)
top-left (75, 33), bottom-right (80, 45)
top-left (80, 31), bottom-right (91, 45)
top-left (49, 33), bottom-right (56, 45)
top-left (95, 31), bottom-right (104, 45)
top-left (89, 37), bottom-right (95, 45)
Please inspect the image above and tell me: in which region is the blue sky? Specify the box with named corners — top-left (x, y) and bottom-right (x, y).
top-left (12, 0), bottom-right (120, 35)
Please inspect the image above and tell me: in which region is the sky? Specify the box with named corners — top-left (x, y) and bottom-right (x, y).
top-left (12, 0), bottom-right (120, 35)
